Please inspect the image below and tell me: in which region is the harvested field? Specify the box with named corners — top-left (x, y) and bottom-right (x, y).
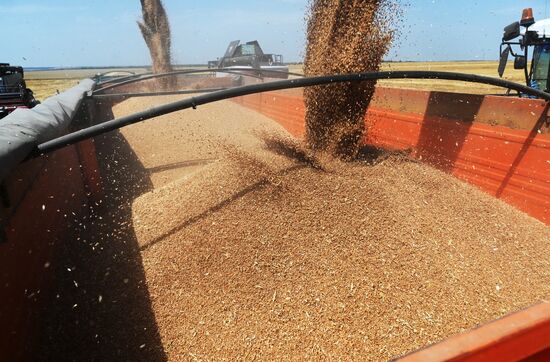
top-left (291, 61), bottom-right (528, 94)
top-left (25, 68), bottom-right (147, 101)
top-left (37, 96), bottom-right (550, 361)
top-left (25, 79), bottom-right (80, 101)
top-left (25, 61), bottom-right (526, 102)
top-left (24, 66), bottom-right (203, 101)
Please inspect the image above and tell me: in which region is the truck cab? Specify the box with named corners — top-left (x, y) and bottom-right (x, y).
top-left (499, 8), bottom-right (550, 93)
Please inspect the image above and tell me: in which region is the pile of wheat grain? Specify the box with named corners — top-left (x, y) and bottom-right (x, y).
top-left (34, 97), bottom-right (549, 361)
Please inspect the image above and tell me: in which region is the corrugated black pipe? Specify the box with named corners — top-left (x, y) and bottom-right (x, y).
top-left (93, 68), bottom-right (304, 94)
top-left (31, 71), bottom-right (550, 158)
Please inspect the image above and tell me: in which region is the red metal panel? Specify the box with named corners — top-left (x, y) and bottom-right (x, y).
top-left (233, 88), bottom-right (550, 226)
top-left (0, 133), bottom-right (105, 359)
top-left (76, 138), bottom-right (104, 204)
top-left (365, 108), bottom-right (550, 224)
top-left (234, 92), bottom-right (305, 137)
top-left (370, 87), bottom-right (549, 133)
top-left (0, 146), bottom-right (89, 360)
top-left (395, 301), bottom-right (550, 362)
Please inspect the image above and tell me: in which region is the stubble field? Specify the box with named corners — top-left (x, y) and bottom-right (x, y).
top-left (290, 61), bottom-right (527, 94)
top-left (25, 61), bottom-right (526, 101)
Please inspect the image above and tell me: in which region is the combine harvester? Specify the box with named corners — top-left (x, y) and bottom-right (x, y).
top-left (0, 63), bottom-right (39, 119)
top-left (208, 40), bottom-right (289, 79)
top-left (0, 8), bottom-right (548, 361)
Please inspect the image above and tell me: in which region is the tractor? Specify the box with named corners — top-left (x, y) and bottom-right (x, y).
top-left (499, 7), bottom-right (550, 92)
top-left (0, 63), bottom-right (39, 120)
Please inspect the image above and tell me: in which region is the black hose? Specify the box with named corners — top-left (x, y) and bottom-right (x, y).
top-left (96, 69), bottom-right (213, 86)
top-left (97, 67), bottom-right (304, 87)
top-left (95, 70), bottom-right (136, 82)
top-left (31, 71), bottom-right (550, 158)
top-left (93, 68), bottom-right (304, 94)
top-left (89, 88), bottom-right (228, 99)
top-left (93, 69), bottom-right (262, 94)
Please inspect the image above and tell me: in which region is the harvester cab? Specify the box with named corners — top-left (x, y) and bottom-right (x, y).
top-left (208, 40), bottom-right (289, 78)
top-left (0, 63), bottom-right (38, 120)
top-left (499, 8), bottom-right (550, 92)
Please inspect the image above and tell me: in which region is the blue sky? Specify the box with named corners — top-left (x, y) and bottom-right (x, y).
top-left (2, 0), bottom-right (550, 67)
